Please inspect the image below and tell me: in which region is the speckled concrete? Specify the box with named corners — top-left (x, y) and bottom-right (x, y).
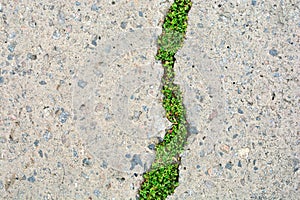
top-left (0, 0), bottom-right (299, 199)
top-left (168, 1), bottom-right (299, 199)
top-left (0, 0), bottom-right (171, 199)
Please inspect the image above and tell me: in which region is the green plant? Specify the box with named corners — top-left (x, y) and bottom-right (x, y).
top-left (139, 164), bottom-right (179, 200)
top-left (138, 0), bottom-right (192, 199)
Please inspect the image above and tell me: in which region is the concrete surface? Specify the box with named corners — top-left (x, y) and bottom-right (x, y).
top-left (0, 0), bottom-right (299, 199)
top-left (169, 1), bottom-right (299, 199)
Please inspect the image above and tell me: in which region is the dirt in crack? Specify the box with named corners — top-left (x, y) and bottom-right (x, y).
top-left (138, 0), bottom-right (192, 199)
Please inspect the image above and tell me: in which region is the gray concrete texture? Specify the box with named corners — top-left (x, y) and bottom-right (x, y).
top-left (0, 0), bottom-right (299, 199)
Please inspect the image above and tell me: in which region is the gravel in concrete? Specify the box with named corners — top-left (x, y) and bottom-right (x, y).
top-left (0, 0), bottom-right (299, 199)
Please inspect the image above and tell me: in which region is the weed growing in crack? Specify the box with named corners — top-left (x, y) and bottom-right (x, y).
top-left (138, 0), bottom-right (192, 199)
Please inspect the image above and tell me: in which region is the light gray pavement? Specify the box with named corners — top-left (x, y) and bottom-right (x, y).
top-left (0, 0), bottom-right (299, 199)
top-left (169, 1), bottom-right (299, 199)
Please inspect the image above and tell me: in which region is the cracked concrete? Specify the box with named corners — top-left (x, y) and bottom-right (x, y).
top-left (0, 0), bottom-right (299, 199)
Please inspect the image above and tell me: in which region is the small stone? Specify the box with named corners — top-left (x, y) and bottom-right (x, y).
top-left (204, 180), bottom-right (216, 188)
top-left (130, 154), bottom-right (143, 170)
top-left (105, 112), bottom-right (112, 121)
top-left (8, 43), bottom-right (16, 52)
top-left (101, 160), bottom-right (108, 169)
top-left (94, 189), bottom-right (101, 197)
top-left (57, 162), bottom-right (63, 167)
top-left (77, 80), bottom-right (87, 88)
top-left (225, 162), bottom-right (233, 170)
top-left (232, 134), bottom-right (238, 139)
top-left (58, 11), bottom-right (65, 24)
top-left (220, 144), bottom-right (230, 153)
top-left (132, 110), bottom-right (142, 120)
top-left (43, 130), bottom-right (52, 141)
top-left (238, 160), bottom-right (242, 167)
top-left (69, 69), bottom-right (75, 75)
top-left (28, 20), bottom-right (37, 28)
top-left (237, 88), bottom-right (242, 94)
top-left (34, 140), bottom-right (39, 147)
top-left (91, 39), bottom-right (97, 46)
top-left (269, 49), bottom-right (278, 56)
top-left (125, 154), bottom-right (131, 158)
top-left (199, 150), bottom-right (205, 157)
top-left (22, 133), bottom-right (29, 143)
top-left (142, 105), bottom-right (148, 112)
top-left (138, 11), bottom-right (143, 17)
top-left (205, 168), bottom-right (211, 176)
top-left (39, 80), bottom-right (46, 85)
top-left (121, 21), bottom-right (127, 29)
top-left (27, 53), bottom-right (37, 60)
top-left (73, 149), bottom-right (78, 157)
top-left (82, 158), bottom-right (92, 166)
top-left (52, 30), bottom-right (61, 39)
top-left (81, 172), bottom-right (89, 180)
top-left (7, 54), bottom-right (13, 60)
top-left (91, 4), bottom-right (99, 11)
top-left (148, 144), bottom-right (155, 150)
top-left (59, 111), bottom-right (69, 123)
top-left (293, 158), bottom-right (299, 168)
top-left (38, 149), bottom-right (43, 158)
top-left (251, 0), bottom-right (257, 5)
top-left (197, 23), bottom-right (204, 28)
top-left (0, 76), bottom-right (4, 84)
top-left (189, 126), bottom-right (199, 134)
top-left (75, 1), bottom-right (81, 6)
top-left (238, 108), bottom-right (244, 114)
top-left (27, 176), bottom-right (36, 183)
top-left (273, 72), bottom-right (280, 77)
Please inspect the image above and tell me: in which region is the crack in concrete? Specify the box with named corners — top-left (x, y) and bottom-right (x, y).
top-left (138, 0), bottom-right (193, 199)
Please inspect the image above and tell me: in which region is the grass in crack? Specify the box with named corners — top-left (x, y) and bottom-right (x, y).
top-left (138, 0), bottom-right (192, 199)
top-left (139, 164), bottom-right (179, 199)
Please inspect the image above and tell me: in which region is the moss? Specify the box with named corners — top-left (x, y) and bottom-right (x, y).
top-left (139, 164), bottom-right (179, 199)
top-left (138, 0), bottom-right (192, 199)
